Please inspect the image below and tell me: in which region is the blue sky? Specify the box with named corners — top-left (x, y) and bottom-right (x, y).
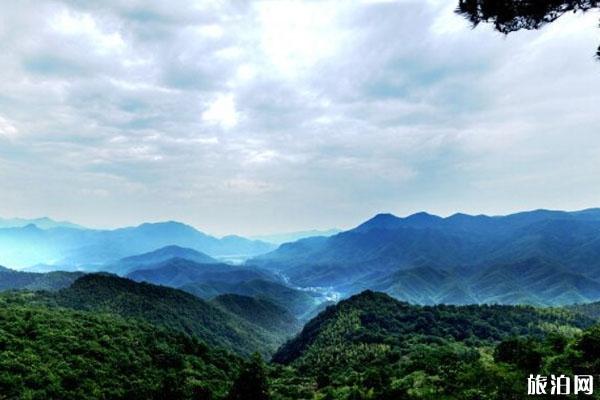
top-left (0, 0), bottom-right (599, 235)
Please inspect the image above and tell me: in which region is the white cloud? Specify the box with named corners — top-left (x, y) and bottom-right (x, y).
top-left (51, 9), bottom-right (126, 55)
top-left (0, 116), bottom-right (19, 140)
top-left (0, 0), bottom-right (599, 234)
top-left (202, 93), bottom-right (239, 129)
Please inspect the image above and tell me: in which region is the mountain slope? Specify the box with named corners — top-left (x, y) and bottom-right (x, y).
top-left (250, 229), bottom-right (342, 245)
top-left (107, 245), bottom-right (219, 275)
top-left (210, 294), bottom-right (301, 337)
top-left (0, 291), bottom-right (241, 400)
top-left (0, 221), bottom-right (275, 269)
top-left (273, 290), bottom-right (593, 366)
top-left (352, 258), bottom-right (600, 306)
top-left (270, 291), bottom-right (598, 400)
top-left (0, 265), bottom-right (84, 291)
top-left (52, 274), bottom-right (286, 356)
top-left (126, 258), bottom-right (275, 288)
top-left (180, 278), bottom-right (320, 318)
top-left (252, 209), bottom-right (600, 305)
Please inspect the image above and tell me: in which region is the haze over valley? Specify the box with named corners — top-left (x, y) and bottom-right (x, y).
top-left (5, 207), bottom-right (600, 310)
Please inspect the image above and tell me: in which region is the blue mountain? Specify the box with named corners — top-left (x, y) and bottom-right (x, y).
top-left (250, 208), bottom-right (600, 305)
top-left (0, 221), bottom-right (276, 269)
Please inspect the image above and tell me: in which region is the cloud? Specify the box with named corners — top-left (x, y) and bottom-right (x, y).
top-left (0, 116), bottom-right (18, 140)
top-left (0, 0), bottom-right (599, 235)
top-left (202, 93), bottom-right (239, 129)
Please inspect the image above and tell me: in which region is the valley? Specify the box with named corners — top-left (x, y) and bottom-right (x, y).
top-left (4, 208), bottom-right (600, 398)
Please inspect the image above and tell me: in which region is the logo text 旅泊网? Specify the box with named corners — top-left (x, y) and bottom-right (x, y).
top-left (528, 374), bottom-right (594, 395)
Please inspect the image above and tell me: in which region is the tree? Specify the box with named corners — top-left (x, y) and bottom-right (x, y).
top-left (456, 0), bottom-right (600, 60)
top-left (227, 353), bottom-right (270, 400)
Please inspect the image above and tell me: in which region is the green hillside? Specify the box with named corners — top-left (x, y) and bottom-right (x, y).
top-left (211, 294), bottom-right (301, 338)
top-left (2, 286), bottom-right (600, 400)
top-left (50, 274), bottom-right (287, 357)
top-left (181, 278), bottom-right (319, 318)
top-left (0, 292), bottom-right (242, 400)
top-left (270, 291), bottom-right (596, 399)
top-left (0, 266), bottom-right (83, 291)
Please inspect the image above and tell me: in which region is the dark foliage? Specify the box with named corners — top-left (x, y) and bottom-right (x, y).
top-left (50, 274), bottom-right (287, 357)
top-left (0, 265), bottom-right (83, 291)
top-left (210, 294), bottom-right (301, 338)
top-left (456, 0), bottom-right (600, 60)
top-left (227, 354), bottom-right (270, 400)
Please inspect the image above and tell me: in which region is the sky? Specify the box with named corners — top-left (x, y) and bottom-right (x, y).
top-left (0, 0), bottom-right (599, 236)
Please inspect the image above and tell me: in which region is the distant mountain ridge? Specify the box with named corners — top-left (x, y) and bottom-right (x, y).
top-left (250, 229), bottom-right (342, 245)
top-left (126, 257), bottom-right (275, 288)
top-left (106, 245), bottom-right (219, 275)
top-left (252, 208), bottom-right (600, 305)
top-left (181, 278), bottom-right (320, 318)
top-left (0, 221), bottom-right (276, 269)
top-left (0, 216), bottom-right (85, 230)
top-left (6, 207), bottom-right (600, 308)
top-left (0, 265), bottom-right (84, 291)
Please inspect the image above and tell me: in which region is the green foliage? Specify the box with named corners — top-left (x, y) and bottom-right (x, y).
top-left (182, 278), bottom-right (319, 319)
top-left (0, 266), bottom-right (82, 291)
top-left (0, 292), bottom-right (241, 400)
top-left (227, 353), bottom-right (270, 400)
top-left (3, 283), bottom-right (600, 400)
top-left (270, 291), bottom-right (596, 400)
top-left (50, 274), bottom-right (286, 357)
top-left (211, 294), bottom-right (301, 338)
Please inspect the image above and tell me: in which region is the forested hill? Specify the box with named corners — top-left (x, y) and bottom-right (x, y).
top-left (210, 293), bottom-right (301, 337)
top-left (0, 293), bottom-right (243, 400)
top-left (2, 285), bottom-right (600, 399)
top-left (269, 290), bottom-right (600, 399)
top-left (273, 290), bottom-right (593, 365)
top-left (0, 265), bottom-right (83, 291)
top-left (49, 273), bottom-right (287, 356)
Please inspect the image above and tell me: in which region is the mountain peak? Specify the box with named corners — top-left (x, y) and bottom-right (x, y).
top-left (404, 211), bottom-right (442, 223)
top-left (137, 220), bottom-right (193, 229)
top-left (354, 213), bottom-right (402, 231)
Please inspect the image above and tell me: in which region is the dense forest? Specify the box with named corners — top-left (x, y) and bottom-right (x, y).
top-left (3, 277), bottom-right (600, 399)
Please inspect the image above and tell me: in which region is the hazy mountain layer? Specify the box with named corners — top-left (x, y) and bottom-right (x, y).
top-left (210, 293), bottom-right (301, 337)
top-left (250, 229), bottom-right (342, 245)
top-left (126, 257), bottom-right (278, 288)
top-left (181, 278), bottom-right (321, 318)
top-left (0, 265), bottom-right (83, 291)
top-left (252, 209), bottom-right (600, 305)
top-left (106, 245), bottom-right (219, 275)
top-left (0, 221), bottom-right (275, 269)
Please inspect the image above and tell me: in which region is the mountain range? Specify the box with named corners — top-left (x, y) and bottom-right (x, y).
top-left (0, 216), bottom-right (85, 230)
top-left (5, 208), bottom-right (600, 309)
top-left (250, 229), bottom-right (342, 245)
top-left (251, 208), bottom-right (600, 305)
top-left (0, 221), bottom-right (275, 269)
top-left (2, 264), bottom-right (600, 398)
